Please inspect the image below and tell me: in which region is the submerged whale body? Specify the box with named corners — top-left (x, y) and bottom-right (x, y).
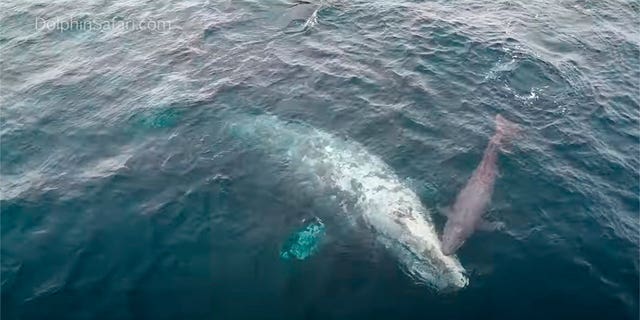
top-left (228, 115), bottom-right (468, 291)
top-left (441, 114), bottom-right (520, 256)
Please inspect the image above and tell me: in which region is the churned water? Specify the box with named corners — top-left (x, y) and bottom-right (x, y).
top-left (1, 0), bottom-right (638, 319)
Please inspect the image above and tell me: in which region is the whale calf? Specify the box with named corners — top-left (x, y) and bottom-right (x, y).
top-left (441, 114), bottom-right (519, 256)
top-left (229, 114), bottom-right (468, 291)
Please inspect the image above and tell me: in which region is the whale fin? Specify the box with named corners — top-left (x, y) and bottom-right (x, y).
top-left (477, 220), bottom-right (505, 232)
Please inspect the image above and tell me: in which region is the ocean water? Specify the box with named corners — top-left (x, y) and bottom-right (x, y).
top-left (1, 0), bottom-right (639, 319)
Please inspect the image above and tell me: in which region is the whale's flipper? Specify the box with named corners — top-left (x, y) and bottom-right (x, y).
top-left (280, 217), bottom-right (326, 260)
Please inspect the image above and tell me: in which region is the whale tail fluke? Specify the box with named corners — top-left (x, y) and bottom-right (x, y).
top-left (494, 114), bottom-right (520, 144)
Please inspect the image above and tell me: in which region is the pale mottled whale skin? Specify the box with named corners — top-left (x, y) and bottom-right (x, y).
top-left (441, 115), bottom-right (519, 256)
top-left (230, 114), bottom-right (468, 291)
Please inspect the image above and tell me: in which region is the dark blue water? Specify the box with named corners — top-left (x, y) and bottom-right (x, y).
top-left (1, 0), bottom-right (639, 319)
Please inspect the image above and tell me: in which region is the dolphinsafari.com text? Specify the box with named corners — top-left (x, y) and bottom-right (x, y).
top-left (35, 17), bottom-right (173, 32)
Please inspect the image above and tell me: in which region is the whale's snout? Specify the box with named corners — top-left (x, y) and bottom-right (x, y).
top-left (449, 269), bottom-right (469, 290)
top-left (439, 274), bottom-right (469, 293)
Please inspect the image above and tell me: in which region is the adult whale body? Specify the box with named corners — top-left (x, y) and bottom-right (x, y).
top-left (441, 114), bottom-right (519, 255)
top-left (229, 114), bottom-right (468, 291)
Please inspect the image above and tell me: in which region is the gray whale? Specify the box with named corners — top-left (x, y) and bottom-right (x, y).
top-left (229, 114), bottom-right (468, 290)
top-left (442, 114), bottom-right (519, 255)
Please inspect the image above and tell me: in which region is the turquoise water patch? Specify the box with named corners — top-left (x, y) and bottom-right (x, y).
top-left (280, 218), bottom-right (326, 260)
